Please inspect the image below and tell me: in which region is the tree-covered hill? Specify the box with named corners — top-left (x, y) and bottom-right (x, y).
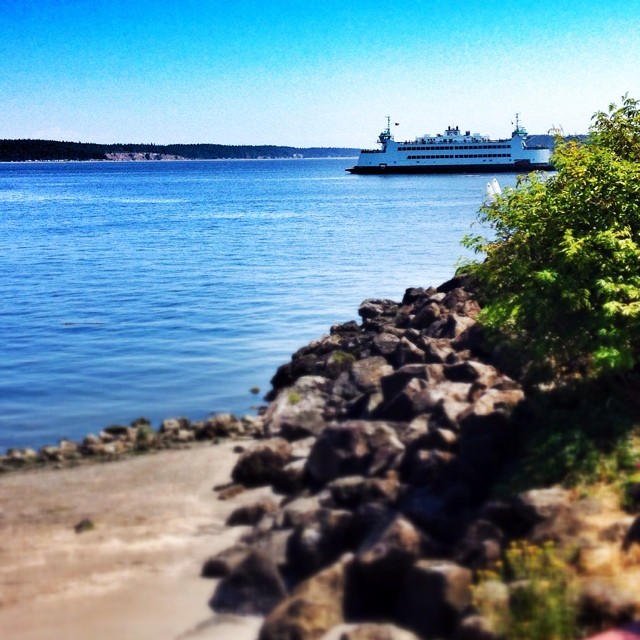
top-left (0, 139), bottom-right (359, 162)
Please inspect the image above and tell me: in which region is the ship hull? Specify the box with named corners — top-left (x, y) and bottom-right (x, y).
top-left (346, 162), bottom-right (554, 175)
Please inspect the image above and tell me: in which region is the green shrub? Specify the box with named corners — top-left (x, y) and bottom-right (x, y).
top-left (463, 96), bottom-right (640, 381)
top-left (492, 375), bottom-right (640, 492)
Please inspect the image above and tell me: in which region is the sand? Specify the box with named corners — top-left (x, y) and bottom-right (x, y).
top-left (0, 442), bottom-right (270, 640)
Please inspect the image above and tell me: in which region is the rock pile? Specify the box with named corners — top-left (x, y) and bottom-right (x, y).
top-left (207, 276), bottom-right (640, 639)
top-left (0, 413), bottom-right (261, 471)
top-left (201, 277), bottom-right (515, 638)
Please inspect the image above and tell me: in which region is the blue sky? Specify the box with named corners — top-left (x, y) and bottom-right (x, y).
top-left (1, 0), bottom-right (639, 146)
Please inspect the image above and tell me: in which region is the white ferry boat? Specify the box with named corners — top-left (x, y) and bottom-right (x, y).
top-left (346, 116), bottom-right (553, 174)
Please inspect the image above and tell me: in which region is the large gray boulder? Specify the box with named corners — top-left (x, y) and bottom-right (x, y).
top-left (263, 376), bottom-right (330, 440)
top-left (395, 560), bottom-right (472, 639)
top-left (306, 421), bottom-right (405, 486)
top-left (231, 438), bottom-right (293, 487)
top-left (210, 550), bottom-right (287, 616)
top-left (259, 557), bottom-right (349, 640)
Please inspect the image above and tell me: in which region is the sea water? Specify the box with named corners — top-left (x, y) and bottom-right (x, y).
top-left (0, 159), bottom-right (517, 450)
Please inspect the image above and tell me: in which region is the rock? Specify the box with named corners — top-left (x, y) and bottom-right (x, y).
top-left (358, 299), bottom-right (399, 322)
top-left (357, 514), bottom-right (424, 566)
top-left (444, 361), bottom-right (498, 385)
top-left (441, 287), bottom-right (472, 310)
top-left (348, 357), bottom-right (394, 395)
top-left (437, 396), bottom-right (472, 430)
top-left (321, 623), bottom-right (421, 640)
top-left (410, 301), bottom-right (441, 330)
top-left (396, 338), bottom-right (426, 366)
top-left (159, 417), bottom-right (190, 434)
top-left (226, 497), bottom-right (279, 526)
top-left (402, 449), bottom-right (455, 486)
top-left (201, 545), bottom-right (250, 578)
top-left (268, 363), bottom-right (295, 399)
top-left (622, 515), bottom-right (640, 551)
top-left (82, 433), bottom-right (102, 452)
top-left (372, 333), bottom-right (401, 359)
top-left (306, 421), bottom-right (405, 487)
top-left (273, 459), bottom-right (308, 495)
top-left (259, 557), bottom-right (349, 640)
top-left (577, 579), bottom-right (638, 630)
top-left (231, 438), bottom-right (293, 487)
top-left (597, 518), bottom-right (633, 544)
top-left (287, 509), bottom-right (356, 580)
top-left (345, 515), bottom-right (427, 620)
top-left (175, 429), bottom-right (194, 443)
top-left (421, 337), bottom-right (455, 364)
top-left (101, 424), bottom-right (134, 439)
top-left (251, 530), bottom-right (292, 574)
top-left (5, 448), bottom-right (38, 464)
top-left (330, 320), bottom-right (360, 335)
top-left (210, 550), bottom-right (287, 616)
top-left (402, 286), bottom-right (437, 305)
top-left (263, 376), bottom-right (330, 440)
top-left (38, 445), bottom-right (60, 462)
top-left (375, 377), bottom-right (430, 422)
top-left (58, 439), bottom-right (79, 456)
top-left (281, 496), bottom-right (325, 529)
top-left (453, 519), bottom-right (504, 570)
top-left (193, 413), bottom-right (240, 439)
top-left (101, 441), bottom-right (125, 455)
top-left (455, 390), bottom-right (524, 482)
top-left (468, 387), bottom-right (525, 416)
top-left (398, 488), bottom-right (452, 541)
top-left (395, 560), bottom-right (472, 639)
top-left (291, 436), bottom-right (317, 459)
top-left (577, 543), bottom-right (621, 575)
top-left (452, 615), bottom-right (500, 640)
top-left (327, 475), bottom-right (400, 509)
top-left (217, 484), bottom-right (245, 500)
top-left (431, 428), bottom-right (458, 449)
top-left (74, 518), bottom-right (95, 534)
top-left (514, 487), bottom-right (572, 529)
top-left (426, 313), bottom-right (476, 340)
top-left (380, 364), bottom-right (444, 402)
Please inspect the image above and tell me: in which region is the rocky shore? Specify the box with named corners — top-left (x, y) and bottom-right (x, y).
top-left (3, 275), bottom-right (640, 639)
top-left (0, 412), bottom-right (262, 472)
top-left (203, 275), bottom-right (640, 640)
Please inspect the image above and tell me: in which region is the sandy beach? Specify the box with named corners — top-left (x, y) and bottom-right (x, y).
top-left (0, 442), bottom-right (269, 640)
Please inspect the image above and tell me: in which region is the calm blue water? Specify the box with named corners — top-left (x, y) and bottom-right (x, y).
top-left (0, 159), bottom-right (517, 451)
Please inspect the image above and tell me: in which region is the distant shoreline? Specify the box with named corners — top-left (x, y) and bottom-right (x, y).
top-left (0, 139), bottom-right (360, 162)
top-left (0, 156), bottom-right (359, 164)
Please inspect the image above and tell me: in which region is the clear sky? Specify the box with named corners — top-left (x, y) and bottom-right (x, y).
top-left (1, 0), bottom-right (639, 147)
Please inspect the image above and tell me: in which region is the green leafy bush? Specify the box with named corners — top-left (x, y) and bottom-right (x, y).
top-left (464, 96), bottom-right (640, 380)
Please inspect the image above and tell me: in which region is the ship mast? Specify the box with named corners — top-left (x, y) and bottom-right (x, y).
top-left (512, 113), bottom-right (527, 138)
top-left (378, 116), bottom-right (394, 144)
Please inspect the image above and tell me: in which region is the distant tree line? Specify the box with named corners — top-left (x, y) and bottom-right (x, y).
top-left (0, 139), bottom-right (359, 162)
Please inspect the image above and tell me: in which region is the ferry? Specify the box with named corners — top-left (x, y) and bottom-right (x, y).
top-left (346, 116), bottom-right (553, 174)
